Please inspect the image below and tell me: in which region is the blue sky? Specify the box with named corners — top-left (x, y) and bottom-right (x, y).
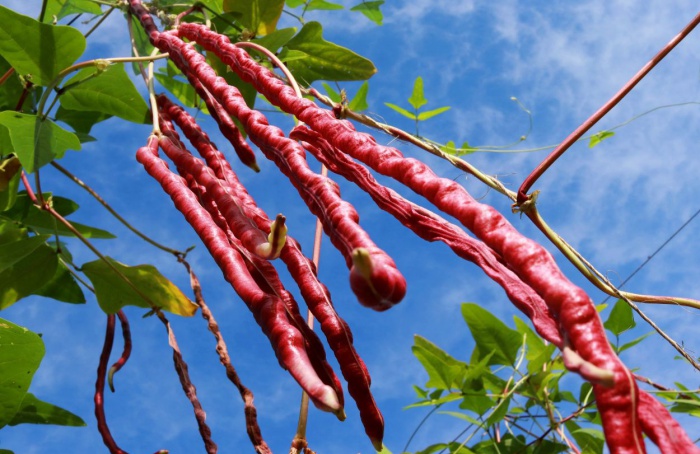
top-left (2, 1), bottom-right (700, 453)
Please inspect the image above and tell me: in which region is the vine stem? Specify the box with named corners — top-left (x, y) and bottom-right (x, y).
top-left (50, 161), bottom-right (187, 256)
top-left (516, 10), bottom-right (700, 205)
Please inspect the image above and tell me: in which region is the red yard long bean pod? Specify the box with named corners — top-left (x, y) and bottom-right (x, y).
top-left (156, 98), bottom-right (284, 260)
top-left (155, 116), bottom-right (345, 413)
top-left (156, 94), bottom-right (383, 446)
top-left (136, 135), bottom-right (342, 416)
top-left (175, 23), bottom-right (698, 454)
top-left (291, 125), bottom-right (562, 347)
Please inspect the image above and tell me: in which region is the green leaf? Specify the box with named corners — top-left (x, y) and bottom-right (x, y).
top-left (384, 102), bottom-right (417, 120)
top-left (0, 156), bottom-right (22, 212)
top-left (55, 105), bottom-right (111, 134)
top-left (0, 5), bottom-right (86, 86)
top-left (348, 81), bottom-right (369, 111)
top-left (513, 316), bottom-right (557, 374)
top-left (411, 335), bottom-right (467, 390)
top-left (461, 303), bottom-right (522, 367)
top-left (0, 244), bottom-right (59, 310)
top-left (0, 55), bottom-right (34, 112)
top-left (417, 106), bottom-right (451, 121)
top-left (589, 130), bottom-right (615, 148)
top-left (565, 423), bottom-right (605, 454)
top-left (603, 299), bottom-right (635, 336)
top-left (306, 0), bottom-right (344, 10)
top-left (0, 112), bottom-right (81, 173)
top-left (408, 76), bottom-right (427, 110)
top-left (8, 393), bottom-right (85, 426)
top-left (0, 234), bottom-right (52, 272)
top-left (59, 64), bottom-right (149, 124)
top-left (321, 82), bottom-right (341, 103)
top-left (284, 22), bottom-right (377, 85)
top-left (222, 0), bottom-right (285, 35)
top-left (277, 49), bottom-right (308, 63)
top-left (0, 318), bottom-right (44, 429)
top-left (438, 410), bottom-right (483, 427)
top-left (485, 394), bottom-right (512, 426)
top-left (286, 0), bottom-right (306, 7)
top-left (52, 0), bottom-right (103, 19)
top-left (253, 27), bottom-right (297, 53)
top-left (618, 331), bottom-right (653, 353)
top-left (3, 193), bottom-right (115, 239)
top-left (33, 258), bottom-right (85, 304)
top-left (350, 1), bottom-right (384, 25)
top-left (155, 73), bottom-right (207, 112)
top-left (208, 53), bottom-right (257, 109)
top-left (82, 257), bottom-right (198, 316)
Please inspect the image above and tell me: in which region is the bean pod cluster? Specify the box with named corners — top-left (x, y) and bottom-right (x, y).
top-left (127, 2), bottom-right (697, 452)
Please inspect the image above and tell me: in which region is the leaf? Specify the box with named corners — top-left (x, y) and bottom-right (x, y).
top-left (59, 63), bottom-right (149, 124)
top-left (461, 303), bottom-right (522, 367)
top-left (0, 318), bottom-right (44, 429)
top-left (513, 316), bottom-right (557, 374)
top-left (33, 259), bottom-right (86, 304)
top-left (618, 331), bottom-right (654, 353)
top-left (305, 0), bottom-right (344, 10)
top-left (0, 234), bottom-right (52, 273)
top-left (588, 130), bottom-right (614, 148)
top-left (82, 257), bottom-right (198, 316)
top-left (222, 0), bottom-right (286, 36)
top-left (286, 0), bottom-right (306, 7)
top-left (0, 112), bottom-right (81, 173)
top-left (411, 335), bottom-right (467, 390)
top-left (284, 22), bottom-right (377, 85)
top-left (253, 27), bottom-right (297, 53)
top-left (321, 82), bottom-right (341, 103)
top-left (603, 299), bottom-right (635, 336)
top-left (348, 81), bottom-right (369, 111)
top-left (55, 105), bottom-right (111, 134)
top-left (0, 55), bottom-right (33, 112)
top-left (408, 76), bottom-right (427, 110)
top-left (0, 244), bottom-right (59, 310)
top-left (417, 106), bottom-right (451, 121)
top-left (155, 73), bottom-right (207, 112)
top-left (52, 0), bottom-right (103, 19)
top-left (565, 423), bottom-right (605, 454)
top-left (8, 393), bottom-right (85, 426)
top-left (0, 5), bottom-right (86, 86)
top-left (351, 1), bottom-right (384, 25)
top-left (384, 102), bottom-right (417, 120)
top-left (208, 53), bottom-right (257, 109)
top-left (0, 156), bottom-right (21, 212)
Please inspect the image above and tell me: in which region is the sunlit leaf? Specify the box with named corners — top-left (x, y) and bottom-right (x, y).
top-left (0, 156), bottom-right (21, 211)
top-left (55, 106), bottom-right (111, 134)
top-left (462, 303), bottom-right (522, 367)
top-left (52, 0), bottom-right (103, 19)
top-left (603, 299), bottom-right (635, 336)
top-left (408, 76), bottom-right (427, 110)
top-left (8, 393), bottom-right (85, 426)
top-left (253, 27), bottom-right (297, 53)
top-left (412, 335), bottom-right (467, 390)
top-left (223, 0), bottom-right (285, 36)
top-left (0, 5), bottom-right (85, 86)
top-left (618, 331), bottom-right (654, 353)
top-left (286, 0), bottom-right (306, 7)
top-left (306, 0), bottom-right (344, 10)
top-left (417, 106), bottom-right (450, 121)
top-left (348, 81), bottom-right (369, 111)
top-left (0, 244), bottom-right (58, 310)
top-left (0, 234), bottom-right (52, 273)
top-left (321, 82), bottom-right (341, 103)
top-left (59, 64), bottom-right (149, 124)
top-left (588, 130), bottom-right (615, 148)
top-left (350, 1), bottom-right (384, 25)
top-left (284, 22), bottom-right (376, 85)
top-left (384, 102), bottom-right (416, 120)
top-left (0, 319), bottom-right (44, 429)
top-left (0, 112), bottom-right (81, 173)
top-left (82, 257), bottom-right (198, 316)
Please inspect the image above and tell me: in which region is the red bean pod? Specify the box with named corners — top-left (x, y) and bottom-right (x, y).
top-left (158, 29), bottom-right (405, 311)
top-left (135, 135), bottom-right (342, 415)
top-left (291, 125), bottom-right (562, 347)
top-left (157, 107), bottom-right (280, 260)
top-left (155, 93), bottom-right (381, 444)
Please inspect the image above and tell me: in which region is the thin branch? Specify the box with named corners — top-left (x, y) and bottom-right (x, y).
top-left (50, 161), bottom-right (187, 257)
top-left (156, 310), bottom-right (218, 454)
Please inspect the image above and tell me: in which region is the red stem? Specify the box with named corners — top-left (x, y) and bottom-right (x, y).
top-left (108, 310), bottom-right (132, 392)
top-left (516, 10), bottom-right (700, 205)
top-left (95, 314), bottom-right (128, 454)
